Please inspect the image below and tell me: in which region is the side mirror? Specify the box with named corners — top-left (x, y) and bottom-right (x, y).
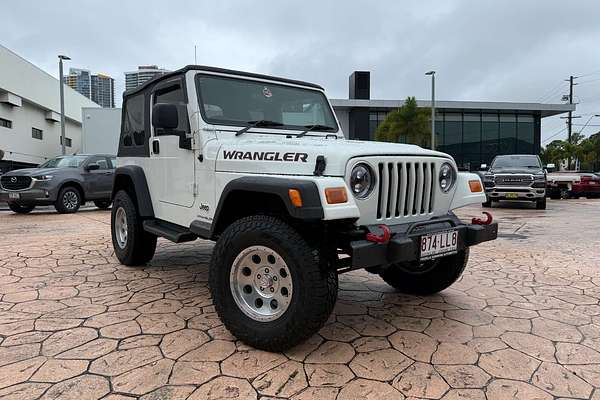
top-left (480, 163), bottom-right (488, 171)
top-left (86, 164), bottom-right (100, 171)
top-left (152, 103), bottom-right (178, 130)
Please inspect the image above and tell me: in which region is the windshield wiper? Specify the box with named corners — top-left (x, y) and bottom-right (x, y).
top-left (296, 124), bottom-right (336, 138)
top-left (235, 120), bottom-right (284, 136)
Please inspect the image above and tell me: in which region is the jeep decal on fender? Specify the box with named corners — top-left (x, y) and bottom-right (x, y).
top-left (223, 150), bottom-right (308, 162)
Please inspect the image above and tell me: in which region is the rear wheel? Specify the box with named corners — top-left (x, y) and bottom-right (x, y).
top-left (536, 197), bottom-right (547, 210)
top-left (111, 190), bottom-right (156, 265)
top-left (8, 203), bottom-right (35, 214)
top-left (55, 186), bottom-right (81, 214)
top-left (210, 215), bottom-right (337, 351)
top-left (94, 200), bottom-right (111, 209)
top-left (379, 249), bottom-right (469, 295)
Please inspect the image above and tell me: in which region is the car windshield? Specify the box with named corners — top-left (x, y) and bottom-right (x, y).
top-left (491, 155), bottom-right (541, 169)
top-left (196, 74), bottom-right (338, 133)
top-left (39, 156), bottom-right (87, 168)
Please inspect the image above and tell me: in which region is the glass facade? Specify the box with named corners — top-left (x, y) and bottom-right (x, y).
top-left (367, 110), bottom-right (540, 170)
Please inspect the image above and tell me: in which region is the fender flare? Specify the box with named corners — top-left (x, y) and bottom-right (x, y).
top-left (112, 165), bottom-right (154, 217)
top-left (191, 176), bottom-right (324, 239)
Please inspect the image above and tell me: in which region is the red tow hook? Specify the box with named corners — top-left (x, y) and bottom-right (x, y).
top-left (472, 212), bottom-right (493, 225)
top-left (366, 224), bottom-right (391, 244)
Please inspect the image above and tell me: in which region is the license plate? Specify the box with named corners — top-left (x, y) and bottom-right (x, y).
top-left (8, 193), bottom-right (20, 200)
top-left (420, 230), bottom-right (458, 261)
top-left (505, 193), bottom-right (518, 199)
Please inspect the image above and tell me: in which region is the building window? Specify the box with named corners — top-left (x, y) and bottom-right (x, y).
top-left (517, 115), bottom-right (535, 154)
top-left (499, 114), bottom-right (517, 154)
top-left (32, 127), bottom-right (43, 140)
top-left (60, 136), bottom-right (72, 147)
top-left (0, 117), bottom-right (12, 129)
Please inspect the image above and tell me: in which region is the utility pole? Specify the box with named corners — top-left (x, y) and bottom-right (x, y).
top-left (425, 71), bottom-right (436, 150)
top-left (565, 75), bottom-right (578, 169)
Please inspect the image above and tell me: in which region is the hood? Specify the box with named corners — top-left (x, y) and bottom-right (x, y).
top-left (214, 134), bottom-right (451, 176)
top-left (490, 167), bottom-right (543, 175)
top-left (4, 167), bottom-right (65, 177)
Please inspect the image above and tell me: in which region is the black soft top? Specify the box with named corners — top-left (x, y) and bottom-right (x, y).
top-left (123, 65), bottom-right (324, 99)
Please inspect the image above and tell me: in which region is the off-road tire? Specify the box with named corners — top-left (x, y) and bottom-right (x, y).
top-left (482, 199), bottom-right (492, 208)
top-left (94, 200), bottom-right (111, 209)
top-left (55, 186), bottom-right (82, 214)
top-left (210, 215), bottom-right (338, 351)
top-left (379, 249), bottom-right (469, 295)
top-left (8, 203), bottom-right (35, 214)
top-left (111, 190), bottom-right (157, 266)
top-left (536, 197), bottom-right (547, 210)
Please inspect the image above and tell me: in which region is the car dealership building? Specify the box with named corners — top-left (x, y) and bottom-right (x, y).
top-left (331, 71), bottom-right (575, 170)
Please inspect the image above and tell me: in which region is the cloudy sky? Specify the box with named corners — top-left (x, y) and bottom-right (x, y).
top-left (3, 0), bottom-right (600, 144)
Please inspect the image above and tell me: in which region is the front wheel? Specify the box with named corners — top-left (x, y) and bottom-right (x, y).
top-left (379, 249), bottom-right (469, 295)
top-left (536, 197), bottom-right (546, 210)
top-left (210, 215), bottom-right (338, 351)
top-left (482, 199), bottom-right (492, 208)
top-left (8, 203), bottom-right (35, 214)
top-left (55, 186), bottom-right (81, 214)
top-left (111, 190), bottom-right (157, 266)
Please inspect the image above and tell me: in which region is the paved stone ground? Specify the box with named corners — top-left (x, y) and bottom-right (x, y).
top-left (0, 199), bottom-right (599, 399)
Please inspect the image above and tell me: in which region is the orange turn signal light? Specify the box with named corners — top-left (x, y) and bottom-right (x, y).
top-left (469, 180), bottom-right (483, 193)
top-left (325, 187), bottom-right (348, 204)
top-left (288, 189), bottom-right (303, 207)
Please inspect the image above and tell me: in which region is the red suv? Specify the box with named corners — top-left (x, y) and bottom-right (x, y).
top-left (571, 173), bottom-right (600, 198)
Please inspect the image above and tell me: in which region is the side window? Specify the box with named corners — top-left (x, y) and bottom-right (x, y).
top-left (108, 157), bottom-right (117, 169)
top-left (122, 93), bottom-right (146, 147)
top-left (152, 83), bottom-right (190, 136)
top-left (87, 156), bottom-right (109, 170)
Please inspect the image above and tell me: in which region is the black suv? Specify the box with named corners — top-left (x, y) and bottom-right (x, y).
top-left (0, 154), bottom-right (116, 214)
top-left (479, 154), bottom-right (547, 209)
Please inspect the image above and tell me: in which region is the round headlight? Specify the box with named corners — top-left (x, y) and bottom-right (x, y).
top-left (350, 163), bottom-right (375, 199)
top-left (439, 163), bottom-right (456, 192)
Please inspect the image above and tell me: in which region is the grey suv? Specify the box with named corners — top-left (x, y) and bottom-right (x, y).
top-left (0, 154), bottom-right (116, 214)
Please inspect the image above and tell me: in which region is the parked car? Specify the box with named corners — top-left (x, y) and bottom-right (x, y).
top-left (546, 170), bottom-right (582, 199)
top-left (0, 154), bottom-right (116, 214)
top-left (480, 154), bottom-right (547, 209)
top-left (570, 173), bottom-right (600, 198)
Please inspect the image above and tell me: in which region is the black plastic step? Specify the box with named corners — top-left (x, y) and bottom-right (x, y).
top-left (143, 219), bottom-right (197, 243)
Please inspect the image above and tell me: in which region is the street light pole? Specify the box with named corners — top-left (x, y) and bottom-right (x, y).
top-left (425, 71), bottom-right (436, 150)
top-left (58, 55), bottom-right (71, 155)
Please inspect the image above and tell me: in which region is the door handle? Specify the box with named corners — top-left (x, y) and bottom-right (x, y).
top-left (152, 139), bottom-right (160, 154)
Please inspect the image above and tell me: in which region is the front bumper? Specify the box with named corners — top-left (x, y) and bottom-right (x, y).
top-left (349, 214), bottom-right (498, 269)
top-left (485, 186), bottom-right (545, 201)
top-left (0, 188), bottom-right (56, 205)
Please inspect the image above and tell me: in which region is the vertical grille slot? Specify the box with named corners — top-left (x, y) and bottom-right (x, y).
top-left (375, 160), bottom-right (437, 221)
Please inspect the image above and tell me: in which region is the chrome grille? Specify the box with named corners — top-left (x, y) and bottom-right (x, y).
top-left (376, 161), bottom-right (436, 219)
top-left (495, 175), bottom-right (533, 187)
top-left (1, 176), bottom-right (32, 191)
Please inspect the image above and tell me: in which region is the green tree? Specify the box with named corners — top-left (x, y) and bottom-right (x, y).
top-left (375, 97), bottom-right (431, 147)
top-left (540, 139), bottom-right (568, 166)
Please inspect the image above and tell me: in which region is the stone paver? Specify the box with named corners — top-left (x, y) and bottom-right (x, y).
top-left (0, 201), bottom-right (599, 398)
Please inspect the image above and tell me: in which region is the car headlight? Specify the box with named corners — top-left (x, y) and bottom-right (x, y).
top-left (533, 174), bottom-right (545, 181)
top-left (350, 163), bottom-right (375, 199)
top-left (33, 175), bottom-right (53, 181)
top-left (439, 163), bottom-right (456, 192)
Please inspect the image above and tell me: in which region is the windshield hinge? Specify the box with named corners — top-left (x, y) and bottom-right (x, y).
top-left (314, 155), bottom-right (326, 176)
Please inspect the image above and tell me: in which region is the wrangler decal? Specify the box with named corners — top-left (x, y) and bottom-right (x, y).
top-left (223, 150), bottom-right (308, 162)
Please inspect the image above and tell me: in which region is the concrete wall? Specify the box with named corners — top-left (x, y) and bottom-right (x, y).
top-left (82, 107), bottom-right (121, 155)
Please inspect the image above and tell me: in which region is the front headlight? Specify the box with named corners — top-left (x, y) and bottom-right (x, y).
top-left (350, 163), bottom-right (375, 199)
top-left (439, 163), bottom-right (456, 192)
top-left (533, 174), bottom-right (545, 181)
top-left (33, 175), bottom-right (53, 181)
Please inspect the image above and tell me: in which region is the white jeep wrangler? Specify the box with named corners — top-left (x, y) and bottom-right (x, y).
top-left (111, 65), bottom-right (497, 351)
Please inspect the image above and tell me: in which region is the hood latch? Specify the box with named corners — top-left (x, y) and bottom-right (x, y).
top-left (313, 155), bottom-right (326, 176)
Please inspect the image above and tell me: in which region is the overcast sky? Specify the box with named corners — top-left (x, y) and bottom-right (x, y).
top-left (3, 0), bottom-right (600, 144)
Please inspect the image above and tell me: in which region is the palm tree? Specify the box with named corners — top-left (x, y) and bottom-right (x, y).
top-left (375, 97), bottom-right (431, 147)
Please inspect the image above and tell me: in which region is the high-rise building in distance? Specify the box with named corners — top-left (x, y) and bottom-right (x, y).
top-left (64, 68), bottom-right (115, 108)
top-left (91, 74), bottom-right (115, 108)
top-left (125, 65), bottom-right (170, 91)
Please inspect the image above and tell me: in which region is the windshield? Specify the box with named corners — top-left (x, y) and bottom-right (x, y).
top-left (196, 75), bottom-right (338, 133)
top-left (491, 155), bottom-right (541, 169)
top-left (39, 156), bottom-right (87, 168)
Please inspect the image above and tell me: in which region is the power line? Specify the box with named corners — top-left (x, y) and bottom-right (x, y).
top-left (576, 69), bottom-right (600, 79)
top-left (536, 80), bottom-right (567, 103)
top-left (542, 126), bottom-right (568, 144)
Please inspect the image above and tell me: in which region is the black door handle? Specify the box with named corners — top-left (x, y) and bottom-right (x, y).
top-left (152, 139), bottom-right (160, 154)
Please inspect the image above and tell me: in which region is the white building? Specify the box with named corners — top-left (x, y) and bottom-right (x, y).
top-left (125, 65), bottom-right (170, 91)
top-left (0, 45), bottom-right (99, 172)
